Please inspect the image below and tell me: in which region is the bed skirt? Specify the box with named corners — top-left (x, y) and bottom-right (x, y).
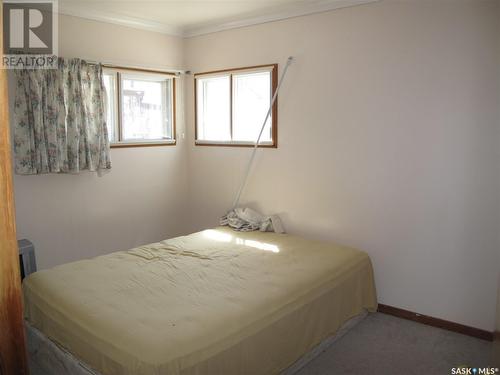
top-left (27, 311), bottom-right (369, 375)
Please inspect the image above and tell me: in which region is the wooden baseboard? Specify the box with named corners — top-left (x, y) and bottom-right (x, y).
top-left (377, 304), bottom-right (494, 342)
top-left (495, 331), bottom-right (500, 341)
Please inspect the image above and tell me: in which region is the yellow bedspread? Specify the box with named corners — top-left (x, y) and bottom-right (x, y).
top-left (23, 227), bottom-right (377, 375)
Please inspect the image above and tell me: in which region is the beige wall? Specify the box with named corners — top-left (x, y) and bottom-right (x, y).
top-left (184, 0), bottom-right (500, 331)
top-left (497, 276), bottom-right (500, 332)
top-left (497, 0), bottom-right (500, 336)
top-left (12, 15), bottom-right (189, 270)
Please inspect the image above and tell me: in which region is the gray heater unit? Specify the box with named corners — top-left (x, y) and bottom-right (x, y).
top-left (18, 239), bottom-right (36, 280)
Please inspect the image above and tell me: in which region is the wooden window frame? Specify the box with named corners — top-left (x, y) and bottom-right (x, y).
top-left (103, 66), bottom-right (177, 148)
top-left (194, 64), bottom-right (278, 148)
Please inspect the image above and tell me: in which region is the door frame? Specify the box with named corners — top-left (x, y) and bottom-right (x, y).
top-left (0, 1), bottom-right (29, 373)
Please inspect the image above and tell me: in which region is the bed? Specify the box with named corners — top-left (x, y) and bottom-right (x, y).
top-left (23, 227), bottom-right (377, 375)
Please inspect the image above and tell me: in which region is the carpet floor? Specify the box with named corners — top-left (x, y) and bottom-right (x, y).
top-left (296, 313), bottom-right (497, 375)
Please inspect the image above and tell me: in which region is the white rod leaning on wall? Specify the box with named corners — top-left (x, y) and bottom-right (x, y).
top-left (231, 56), bottom-right (294, 210)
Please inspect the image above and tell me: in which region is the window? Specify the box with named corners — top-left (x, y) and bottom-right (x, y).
top-left (195, 64), bottom-right (277, 147)
top-left (103, 68), bottom-right (176, 147)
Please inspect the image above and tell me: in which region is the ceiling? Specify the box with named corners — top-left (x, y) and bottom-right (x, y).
top-left (58, 0), bottom-right (377, 37)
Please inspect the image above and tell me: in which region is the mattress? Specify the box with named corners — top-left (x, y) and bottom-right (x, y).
top-left (23, 227), bottom-right (377, 375)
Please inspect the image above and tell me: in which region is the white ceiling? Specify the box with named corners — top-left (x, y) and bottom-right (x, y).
top-left (58, 0), bottom-right (377, 37)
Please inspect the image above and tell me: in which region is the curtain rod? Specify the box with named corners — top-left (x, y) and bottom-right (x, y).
top-left (84, 59), bottom-right (186, 76)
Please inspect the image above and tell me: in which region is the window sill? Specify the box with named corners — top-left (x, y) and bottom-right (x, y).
top-left (111, 140), bottom-right (176, 148)
top-left (195, 140), bottom-right (277, 148)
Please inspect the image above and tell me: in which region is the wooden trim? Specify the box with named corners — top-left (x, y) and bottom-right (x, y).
top-left (194, 63), bottom-right (278, 148)
top-left (377, 304), bottom-right (494, 341)
top-left (194, 77), bottom-right (198, 141)
top-left (194, 142), bottom-right (276, 148)
top-left (102, 64), bottom-right (179, 77)
top-left (112, 69), bottom-right (177, 146)
top-left (194, 64), bottom-right (277, 77)
top-left (0, 0), bottom-right (29, 372)
top-left (116, 72), bottom-right (122, 142)
top-left (271, 63), bottom-right (278, 148)
top-left (111, 141), bottom-right (176, 148)
top-left (229, 73), bottom-right (233, 140)
top-left (494, 331), bottom-right (500, 341)
top-left (172, 77), bottom-right (177, 141)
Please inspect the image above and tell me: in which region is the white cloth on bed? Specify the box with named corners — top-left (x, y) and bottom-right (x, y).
top-left (220, 207), bottom-right (285, 233)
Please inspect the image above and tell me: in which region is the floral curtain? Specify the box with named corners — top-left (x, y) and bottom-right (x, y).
top-left (13, 58), bottom-right (111, 174)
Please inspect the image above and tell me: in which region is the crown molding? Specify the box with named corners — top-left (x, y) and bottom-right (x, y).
top-left (58, 0), bottom-right (379, 38)
top-left (58, 5), bottom-right (184, 36)
top-left (183, 0), bottom-right (379, 38)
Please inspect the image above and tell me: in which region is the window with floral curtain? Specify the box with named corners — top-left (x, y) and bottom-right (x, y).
top-left (13, 58), bottom-right (111, 174)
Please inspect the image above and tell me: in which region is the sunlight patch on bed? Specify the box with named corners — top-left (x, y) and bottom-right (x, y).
top-left (203, 229), bottom-right (233, 242)
top-left (235, 238), bottom-right (279, 253)
top-left (202, 230), bottom-right (279, 253)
